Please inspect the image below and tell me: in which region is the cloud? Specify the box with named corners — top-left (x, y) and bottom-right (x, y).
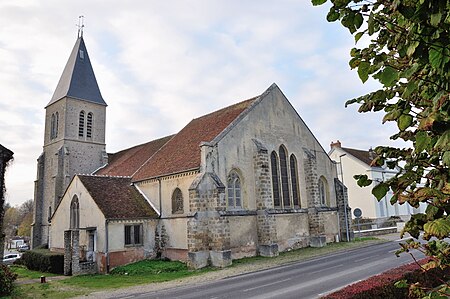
top-left (0, 1), bottom-right (406, 206)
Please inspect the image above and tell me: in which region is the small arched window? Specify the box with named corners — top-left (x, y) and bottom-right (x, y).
top-left (78, 111), bottom-right (85, 138)
top-left (227, 171), bottom-right (242, 209)
top-left (70, 196), bottom-right (80, 228)
top-left (319, 176), bottom-right (329, 206)
top-left (87, 112), bottom-right (93, 138)
top-left (171, 188), bottom-right (184, 214)
top-left (279, 146), bottom-right (291, 208)
top-left (290, 154), bottom-right (300, 207)
top-left (271, 151), bottom-right (281, 207)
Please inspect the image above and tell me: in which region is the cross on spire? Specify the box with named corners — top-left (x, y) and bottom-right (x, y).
top-left (77, 15), bottom-right (85, 38)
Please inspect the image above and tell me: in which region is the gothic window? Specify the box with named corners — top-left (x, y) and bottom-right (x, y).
top-left (171, 188), bottom-right (184, 214)
top-left (87, 112), bottom-right (93, 138)
top-left (55, 112), bottom-right (59, 138)
top-left (125, 224), bottom-right (142, 246)
top-left (70, 196), bottom-right (79, 229)
top-left (319, 176), bottom-right (329, 206)
top-left (78, 111), bottom-right (85, 138)
top-left (290, 154), bottom-right (300, 207)
top-left (50, 112), bottom-right (59, 139)
top-left (227, 171), bottom-right (242, 209)
top-left (271, 151), bottom-right (281, 207)
top-left (279, 146), bottom-right (291, 208)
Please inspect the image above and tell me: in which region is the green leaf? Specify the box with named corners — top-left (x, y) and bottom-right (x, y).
top-left (354, 13), bottom-right (363, 29)
top-left (379, 66), bottom-right (398, 86)
top-left (430, 12), bottom-right (442, 27)
top-left (424, 218), bottom-right (450, 239)
top-left (372, 183), bottom-right (389, 201)
top-left (327, 9), bottom-right (340, 22)
top-left (397, 114), bottom-right (413, 131)
top-left (311, 0), bottom-right (327, 5)
top-left (429, 45), bottom-right (444, 68)
top-left (406, 41), bottom-right (419, 57)
top-left (434, 130), bottom-right (450, 150)
top-left (402, 81), bottom-right (418, 98)
top-left (415, 131), bottom-right (430, 153)
top-left (394, 279), bottom-right (408, 289)
top-left (443, 151), bottom-right (450, 167)
top-left (354, 32), bottom-right (364, 43)
top-left (354, 174), bottom-right (372, 187)
top-left (358, 61), bottom-right (370, 83)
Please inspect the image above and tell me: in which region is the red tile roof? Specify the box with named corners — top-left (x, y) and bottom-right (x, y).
top-left (78, 175), bottom-right (157, 219)
top-left (95, 135), bottom-right (173, 177)
top-left (132, 97), bottom-right (257, 181)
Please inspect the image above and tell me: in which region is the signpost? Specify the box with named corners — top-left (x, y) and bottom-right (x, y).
top-left (354, 208), bottom-right (362, 238)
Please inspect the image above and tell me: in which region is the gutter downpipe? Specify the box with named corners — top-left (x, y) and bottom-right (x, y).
top-left (158, 178), bottom-right (162, 218)
top-left (105, 219), bottom-right (110, 273)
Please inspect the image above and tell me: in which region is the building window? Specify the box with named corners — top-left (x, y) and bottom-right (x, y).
top-left (125, 224), bottom-right (142, 246)
top-left (86, 112), bottom-right (93, 138)
top-left (171, 188), bottom-right (184, 214)
top-left (279, 146), bottom-right (291, 208)
top-left (78, 111), bottom-right (85, 138)
top-left (271, 151), bottom-right (281, 207)
top-left (319, 176), bottom-right (329, 206)
top-left (290, 154), bottom-right (300, 207)
top-left (70, 196), bottom-right (79, 229)
top-left (227, 171), bottom-right (242, 209)
top-left (50, 112), bottom-right (59, 139)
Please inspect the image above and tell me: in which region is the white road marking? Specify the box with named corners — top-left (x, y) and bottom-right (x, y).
top-left (310, 263), bottom-right (344, 274)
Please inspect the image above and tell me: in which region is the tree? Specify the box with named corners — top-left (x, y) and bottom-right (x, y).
top-left (312, 0), bottom-right (450, 297)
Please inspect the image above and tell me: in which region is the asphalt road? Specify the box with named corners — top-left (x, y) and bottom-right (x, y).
top-left (113, 241), bottom-right (423, 299)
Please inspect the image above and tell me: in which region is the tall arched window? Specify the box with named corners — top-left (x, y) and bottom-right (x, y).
top-left (50, 113), bottom-right (56, 139)
top-left (87, 112), bottom-right (93, 138)
top-left (171, 188), bottom-right (184, 214)
top-left (319, 176), bottom-right (329, 206)
top-left (279, 146), bottom-right (291, 208)
top-left (78, 111), bottom-right (85, 138)
top-left (271, 151), bottom-right (281, 207)
top-left (227, 171), bottom-right (242, 209)
top-left (70, 196), bottom-right (80, 229)
top-left (290, 154), bottom-right (300, 207)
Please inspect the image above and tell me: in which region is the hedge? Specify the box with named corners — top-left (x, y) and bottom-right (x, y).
top-left (21, 249), bottom-right (64, 274)
top-left (323, 258), bottom-right (450, 299)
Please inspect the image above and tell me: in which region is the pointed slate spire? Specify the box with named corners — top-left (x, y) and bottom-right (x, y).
top-left (47, 36), bottom-right (106, 107)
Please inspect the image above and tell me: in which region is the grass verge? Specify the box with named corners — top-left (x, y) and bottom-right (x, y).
top-left (7, 237), bottom-right (386, 299)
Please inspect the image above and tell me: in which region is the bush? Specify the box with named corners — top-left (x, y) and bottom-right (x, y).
top-left (21, 249), bottom-right (64, 274)
top-left (0, 264), bottom-right (18, 296)
top-left (323, 258), bottom-right (450, 299)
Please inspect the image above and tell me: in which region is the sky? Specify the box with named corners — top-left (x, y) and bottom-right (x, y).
top-left (0, 0), bottom-right (401, 207)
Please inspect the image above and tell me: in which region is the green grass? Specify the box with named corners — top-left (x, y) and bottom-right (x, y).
top-left (10, 265), bottom-right (59, 280)
top-left (8, 237), bottom-right (385, 298)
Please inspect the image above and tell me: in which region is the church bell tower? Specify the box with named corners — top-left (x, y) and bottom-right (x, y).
top-left (31, 32), bottom-right (107, 248)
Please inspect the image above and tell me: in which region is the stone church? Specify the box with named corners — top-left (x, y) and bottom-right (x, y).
top-left (32, 34), bottom-right (351, 274)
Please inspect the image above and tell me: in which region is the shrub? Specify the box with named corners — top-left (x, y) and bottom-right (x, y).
top-left (323, 258), bottom-right (450, 299)
top-left (21, 249), bottom-right (64, 274)
top-left (0, 264), bottom-right (18, 296)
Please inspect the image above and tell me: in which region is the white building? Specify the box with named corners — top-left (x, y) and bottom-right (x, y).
top-left (329, 141), bottom-right (426, 221)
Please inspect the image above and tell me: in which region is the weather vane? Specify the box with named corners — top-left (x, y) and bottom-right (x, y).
top-left (77, 15), bottom-right (85, 38)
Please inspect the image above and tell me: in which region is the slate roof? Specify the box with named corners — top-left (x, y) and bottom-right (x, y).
top-left (47, 37), bottom-right (106, 107)
top-left (132, 97), bottom-right (258, 181)
top-left (78, 175), bottom-right (157, 219)
top-left (95, 135), bottom-right (174, 177)
top-left (341, 147), bottom-right (376, 166)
